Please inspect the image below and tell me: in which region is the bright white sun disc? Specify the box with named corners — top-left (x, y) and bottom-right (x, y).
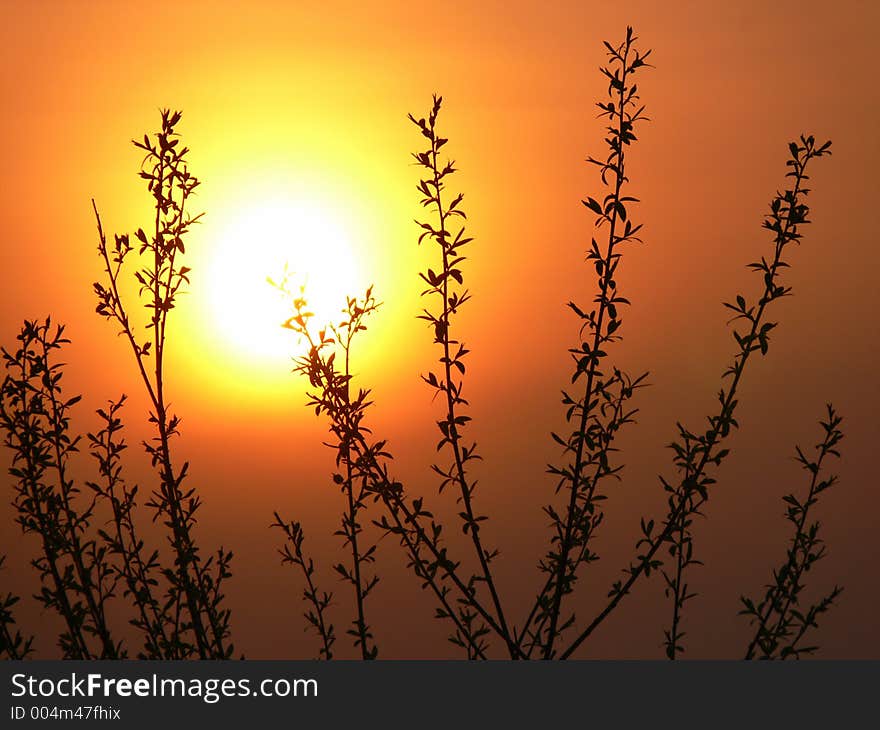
top-left (206, 199), bottom-right (360, 361)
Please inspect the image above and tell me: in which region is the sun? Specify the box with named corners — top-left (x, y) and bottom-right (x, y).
top-left (204, 198), bottom-right (361, 362)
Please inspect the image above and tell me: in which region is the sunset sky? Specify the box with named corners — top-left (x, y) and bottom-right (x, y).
top-left (1, 0), bottom-right (877, 658)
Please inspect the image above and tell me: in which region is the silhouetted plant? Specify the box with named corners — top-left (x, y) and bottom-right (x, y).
top-left (271, 514), bottom-right (336, 659)
top-left (517, 27), bottom-right (651, 659)
top-left (91, 109), bottom-right (234, 659)
top-left (411, 97), bottom-right (516, 657)
top-left (0, 29), bottom-right (848, 662)
top-left (741, 405), bottom-right (844, 659)
top-left (557, 136), bottom-right (832, 661)
top-left (0, 111), bottom-right (235, 659)
top-left (273, 285), bottom-right (382, 659)
top-left (0, 319), bottom-right (120, 658)
top-left (275, 27), bottom-right (844, 661)
top-left (86, 396), bottom-right (178, 658)
top-left (0, 555), bottom-right (34, 659)
top-left (276, 283), bottom-right (502, 658)
top-left (655, 133), bottom-right (833, 659)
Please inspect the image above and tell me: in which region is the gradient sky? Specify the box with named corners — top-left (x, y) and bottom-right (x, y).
top-left (1, 0), bottom-right (877, 658)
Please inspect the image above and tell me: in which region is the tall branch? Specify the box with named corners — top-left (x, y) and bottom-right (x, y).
top-left (560, 134), bottom-right (832, 659)
top-left (410, 96), bottom-right (515, 657)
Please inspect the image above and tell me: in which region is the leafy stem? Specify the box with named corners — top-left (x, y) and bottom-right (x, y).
top-left (561, 133), bottom-right (831, 659)
top-left (527, 26), bottom-right (650, 659)
top-left (742, 404), bottom-right (844, 659)
top-left (93, 109), bottom-right (232, 658)
top-left (410, 95), bottom-right (515, 658)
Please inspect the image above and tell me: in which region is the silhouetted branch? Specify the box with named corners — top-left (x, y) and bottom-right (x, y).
top-left (280, 285), bottom-right (498, 658)
top-left (560, 133), bottom-right (832, 660)
top-left (520, 26), bottom-right (651, 659)
top-left (0, 555), bottom-right (34, 659)
top-left (86, 396), bottom-right (178, 658)
top-left (410, 95), bottom-right (516, 658)
top-left (0, 319), bottom-right (119, 658)
top-left (272, 514), bottom-right (337, 660)
top-left (741, 404), bottom-right (844, 659)
top-left (92, 110), bottom-right (233, 658)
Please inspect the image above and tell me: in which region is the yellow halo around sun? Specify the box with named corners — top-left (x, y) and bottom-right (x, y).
top-left (204, 198), bottom-right (361, 362)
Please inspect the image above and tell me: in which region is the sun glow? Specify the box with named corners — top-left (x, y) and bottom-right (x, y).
top-left (204, 198), bottom-right (361, 362)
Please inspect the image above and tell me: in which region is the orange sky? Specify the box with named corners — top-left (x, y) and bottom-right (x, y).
top-left (1, 0), bottom-right (878, 658)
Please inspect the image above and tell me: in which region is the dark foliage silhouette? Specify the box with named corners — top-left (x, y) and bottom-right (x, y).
top-left (91, 110), bottom-right (234, 658)
top-left (1, 319), bottom-right (120, 658)
top-left (0, 555), bottom-right (33, 659)
top-left (0, 111), bottom-right (234, 659)
top-left (273, 27), bottom-right (842, 661)
top-left (741, 405), bottom-right (844, 659)
top-left (0, 29), bottom-right (844, 661)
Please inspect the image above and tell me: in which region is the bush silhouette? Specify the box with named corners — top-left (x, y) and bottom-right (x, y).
top-left (0, 28), bottom-right (843, 661)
